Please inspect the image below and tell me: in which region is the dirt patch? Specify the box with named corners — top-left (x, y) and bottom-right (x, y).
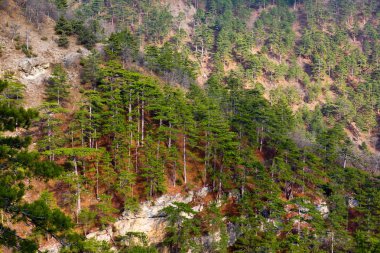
top-left (163, 0), bottom-right (196, 36)
top-left (0, 0), bottom-right (88, 109)
top-left (247, 8), bottom-right (263, 30)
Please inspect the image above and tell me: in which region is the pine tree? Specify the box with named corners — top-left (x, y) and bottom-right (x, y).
top-left (163, 202), bottom-right (201, 253)
top-left (141, 137), bottom-right (166, 198)
top-left (37, 102), bottom-right (67, 161)
top-left (46, 64), bottom-right (70, 106)
top-left (0, 80), bottom-right (72, 251)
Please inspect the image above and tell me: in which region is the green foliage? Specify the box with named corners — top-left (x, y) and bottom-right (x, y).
top-left (55, 17), bottom-right (97, 49)
top-left (78, 208), bottom-right (97, 235)
top-left (93, 194), bottom-right (118, 228)
top-left (60, 237), bottom-right (114, 253)
top-left (0, 78), bottom-right (25, 106)
top-left (80, 52), bottom-right (101, 85)
top-left (141, 137), bottom-right (166, 197)
top-left (0, 104), bottom-right (36, 130)
top-left (163, 202), bottom-right (201, 252)
top-left (16, 151), bottom-right (64, 178)
top-left (54, 0), bottom-right (67, 10)
top-left (81, 239), bottom-right (113, 253)
top-left (106, 29), bottom-right (139, 63)
top-left (0, 224), bottom-right (38, 253)
top-left (19, 1), bottom-right (380, 251)
top-left (142, 6), bottom-right (173, 43)
top-left (57, 33), bottom-right (69, 48)
top-left (144, 42), bottom-right (197, 86)
top-left (55, 16), bottom-right (73, 35)
top-left (22, 199), bottom-right (73, 233)
top-left (75, 23), bottom-right (97, 49)
top-left (46, 64), bottom-right (70, 106)
top-left (121, 246), bottom-right (158, 253)
top-left (254, 5), bottom-right (296, 60)
top-left (21, 44), bottom-right (35, 58)
top-left (0, 80), bottom-right (74, 251)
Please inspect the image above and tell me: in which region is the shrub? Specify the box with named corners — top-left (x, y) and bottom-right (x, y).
top-left (55, 16), bottom-right (73, 35)
top-left (21, 44), bottom-right (36, 58)
top-left (57, 34), bottom-right (69, 48)
top-left (75, 25), bottom-right (97, 49)
top-left (55, 18), bottom-right (97, 49)
top-left (0, 43), bottom-right (4, 57)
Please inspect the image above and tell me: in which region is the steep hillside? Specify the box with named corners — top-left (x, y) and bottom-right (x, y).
top-left (0, 0), bottom-right (379, 252)
top-left (0, 0), bottom-right (89, 109)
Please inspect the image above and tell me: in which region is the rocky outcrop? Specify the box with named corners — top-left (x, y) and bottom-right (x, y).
top-left (86, 190), bottom-right (197, 245)
top-left (16, 50), bottom-right (88, 109)
top-left (38, 238), bottom-right (61, 253)
top-left (38, 188), bottom-right (209, 252)
top-left (113, 192), bottom-right (194, 244)
top-left (347, 196), bottom-right (359, 208)
top-left (316, 201), bottom-right (329, 218)
top-left (17, 57), bottom-right (50, 108)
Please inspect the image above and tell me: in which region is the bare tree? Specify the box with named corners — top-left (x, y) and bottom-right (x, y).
top-left (16, 0), bottom-right (58, 29)
top-left (9, 23), bottom-right (20, 42)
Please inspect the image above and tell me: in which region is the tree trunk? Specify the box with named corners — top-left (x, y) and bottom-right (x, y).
top-left (157, 119), bottom-right (162, 160)
top-left (343, 153), bottom-right (347, 168)
top-left (173, 161), bottom-right (177, 187)
top-left (89, 104), bottom-right (93, 148)
top-left (183, 132), bottom-right (187, 184)
top-left (168, 122), bottom-right (172, 148)
top-left (298, 205), bottom-right (301, 240)
top-left (218, 163), bottom-right (223, 199)
top-left (73, 157), bottom-right (81, 223)
top-left (47, 116), bottom-right (53, 161)
top-left (57, 89), bottom-right (60, 106)
top-left (129, 90), bottom-right (133, 171)
top-left (141, 92), bottom-right (145, 145)
top-left (81, 126), bottom-right (84, 148)
top-left (259, 126), bottom-right (264, 152)
top-left (204, 130), bottom-right (209, 186)
top-left (137, 94), bottom-right (140, 147)
top-left (95, 141), bottom-right (99, 200)
top-left (25, 30), bottom-right (30, 51)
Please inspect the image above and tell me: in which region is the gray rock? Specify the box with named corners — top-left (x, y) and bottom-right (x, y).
top-left (227, 222), bottom-right (238, 246)
top-left (196, 187), bottom-right (209, 198)
top-left (89, 192), bottom-right (195, 245)
top-left (63, 52), bottom-right (82, 68)
top-left (347, 196), bottom-right (359, 208)
top-left (87, 227), bottom-right (113, 242)
top-left (38, 238), bottom-right (61, 253)
top-left (316, 202), bottom-right (329, 218)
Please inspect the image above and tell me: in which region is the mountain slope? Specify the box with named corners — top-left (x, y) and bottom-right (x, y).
top-left (0, 0), bottom-right (379, 252)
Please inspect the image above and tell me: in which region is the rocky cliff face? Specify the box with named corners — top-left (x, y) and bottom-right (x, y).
top-left (87, 191), bottom-right (195, 245)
